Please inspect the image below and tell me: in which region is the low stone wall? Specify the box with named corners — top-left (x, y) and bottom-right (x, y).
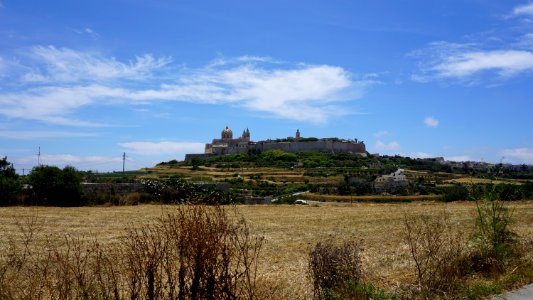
top-left (81, 183), bottom-right (144, 196)
top-left (242, 196), bottom-right (273, 205)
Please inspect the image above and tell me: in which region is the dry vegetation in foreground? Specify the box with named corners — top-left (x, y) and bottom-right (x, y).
top-left (0, 201), bottom-right (532, 299)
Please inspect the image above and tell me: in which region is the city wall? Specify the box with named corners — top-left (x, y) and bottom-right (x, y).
top-left (257, 140), bottom-right (365, 154)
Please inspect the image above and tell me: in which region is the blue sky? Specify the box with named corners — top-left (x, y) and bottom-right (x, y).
top-left (1, 0), bottom-right (532, 172)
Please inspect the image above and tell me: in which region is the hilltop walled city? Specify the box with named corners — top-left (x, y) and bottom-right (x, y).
top-left (185, 126), bottom-right (367, 161)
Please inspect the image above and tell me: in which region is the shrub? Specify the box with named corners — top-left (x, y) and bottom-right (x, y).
top-left (0, 205), bottom-right (264, 299)
top-left (471, 193), bottom-right (517, 273)
top-left (0, 157), bottom-right (21, 206)
top-left (119, 192), bottom-right (141, 205)
top-left (27, 165), bottom-right (83, 206)
top-left (441, 184), bottom-right (469, 202)
top-left (403, 213), bottom-right (468, 296)
top-left (273, 194), bottom-right (297, 204)
top-left (308, 239), bottom-right (362, 299)
top-left (337, 282), bottom-right (398, 300)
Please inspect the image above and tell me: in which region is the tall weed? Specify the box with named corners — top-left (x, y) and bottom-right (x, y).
top-left (403, 212), bottom-right (468, 296)
top-left (471, 189), bottom-right (517, 274)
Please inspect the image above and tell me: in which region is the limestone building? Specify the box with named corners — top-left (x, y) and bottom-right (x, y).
top-left (204, 126), bottom-right (252, 155)
top-left (185, 126), bottom-right (366, 160)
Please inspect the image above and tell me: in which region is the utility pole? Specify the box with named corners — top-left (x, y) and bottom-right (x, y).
top-left (122, 152), bottom-right (126, 175)
top-left (37, 146), bottom-right (41, 166)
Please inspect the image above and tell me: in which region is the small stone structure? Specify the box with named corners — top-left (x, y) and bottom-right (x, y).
top-left (374, 169), bottom-right (409, 193)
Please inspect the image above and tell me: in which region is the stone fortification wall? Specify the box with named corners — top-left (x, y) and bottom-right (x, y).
top-left (184, 138), bottom-right (366, 161)
top-left (257, 140), bottom-right (365, 155)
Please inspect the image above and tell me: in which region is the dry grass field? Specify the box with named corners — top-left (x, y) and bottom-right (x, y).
top-left (299, 193), bottom-right (442, 202)
top-left (1, 201), bottom-right (532, 299)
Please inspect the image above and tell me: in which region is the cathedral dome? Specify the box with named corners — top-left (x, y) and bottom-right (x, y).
top-left (221, 126), bottom-right (233, 139)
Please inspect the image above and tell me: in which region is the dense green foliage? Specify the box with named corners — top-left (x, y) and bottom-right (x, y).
top-left (179, 151), bottom-right (533, 180)
top-left (27, 165), bottom-right (83, 206)
top-left (142, 176), bottom-right (236, 205)
top-left (3, 150), bottom-right (531, 207)
top-left (0, 157), bottom-right (21, 206)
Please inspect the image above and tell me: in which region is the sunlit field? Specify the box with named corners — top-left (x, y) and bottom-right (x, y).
top-left (1, 201), bottom-right (532, 298)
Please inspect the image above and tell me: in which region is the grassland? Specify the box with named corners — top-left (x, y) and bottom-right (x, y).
top-left (299, 193), bottom-right (442, 202)
top-left (1, 201), bottom-right (532, 298)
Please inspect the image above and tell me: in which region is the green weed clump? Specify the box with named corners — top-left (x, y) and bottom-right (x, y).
top-left (471, 193), bottom-right (517, 274)
top-left (401, 195), bottom-right (529, 299)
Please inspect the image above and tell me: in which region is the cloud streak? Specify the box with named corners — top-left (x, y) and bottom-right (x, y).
top-left (23, 45), bottom-right (171, 83)
top-left (412, 42), bottom-right (533, 81)
top-left (16, 154), bottom-right (124, 169)
top-left (424, 116), bottom-right (439, 127)
top-left (0, 130), bottom-right (96, 139)
top-left (433, 50), bottom-right (533, 78)
top-left (373, 140), bottom-right (401, 151)
top-left (0, 47), bottom-right (373, 125)
top-left (501, 147), bottom-right (533, 163)
top-left (411, 3), bottom-right (533, 84)
top-left (119, 141), bottom-right (205, 155)
top-left (513, 3), bottom-right (533, 16)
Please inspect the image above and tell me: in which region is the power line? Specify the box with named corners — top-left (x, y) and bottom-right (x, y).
top-left (122, 152), bottom-right (126, 175)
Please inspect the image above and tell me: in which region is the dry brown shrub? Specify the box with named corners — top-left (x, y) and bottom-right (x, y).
top-left (308, 238), bottom-right (363, 299)
top-left (119, 192), bottom-right (141, 206)
top-left (402, 212), bottom-right (468, 297)
top-left (0, 205), bottom-right (264, 300)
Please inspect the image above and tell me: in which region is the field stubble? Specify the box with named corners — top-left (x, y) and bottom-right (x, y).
top-left (1, 201), bottom-right (532, 299)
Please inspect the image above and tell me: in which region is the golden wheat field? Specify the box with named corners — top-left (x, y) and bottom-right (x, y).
top-left (1, 201), bottom-right (532, 299)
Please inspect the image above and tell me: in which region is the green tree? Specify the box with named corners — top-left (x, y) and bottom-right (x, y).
top-left (0, 157), bottom-right (21, 205)
top-left (260, 149), bottom-right (297, 162)
top-left (28, 165), bottom-right (83, 206)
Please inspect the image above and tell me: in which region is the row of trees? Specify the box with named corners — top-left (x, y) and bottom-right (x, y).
top-left (0, 157), bottom-right (236, 207)
top-left (0, 157), bottom-right (83, 206)
top-left (0, 157), bottom-right (21, 205)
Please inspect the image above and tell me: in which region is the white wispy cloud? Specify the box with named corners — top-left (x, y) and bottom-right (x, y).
top-left (411, 152), bottom-right (434, 159)
top-left (0, 47), bottom-right (373, 125)
top-left (23, 46), bottom-right (171, 83)
top-left (373, 130), bottom-right (389, 138)
top-left (412, 41), bottom-right (533, 80)
top-left (119, 141), bottom-right (205, 155)
top-left (445, 155), bottom-right (472, 162)
top-left (433, 50), bottom-right (533, 78)
top-left (0, 56), bottom-right (5, 77)
top-left (501, 147), bottom-right (533, 163)
top-left (129, 64), bottom-right (362, 123)
top-left (0, 84), bottom-right (127, 126)
top-left (516, 33), bottom-right (533, 50)
top-left (513, 3), bottom-right (533, 16)
top-left (411, 5), bottom-right (533, 84)
top-left (17, 154), bottom-right (123, 167)
top-left (84, 28), bottom-right (99, 39)
top-left (373, 140), bottom-right (401, 151)
top-left (424, 116), bottom-right (439, 127)
top-left (0, 130), bottom-right (96, 139)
